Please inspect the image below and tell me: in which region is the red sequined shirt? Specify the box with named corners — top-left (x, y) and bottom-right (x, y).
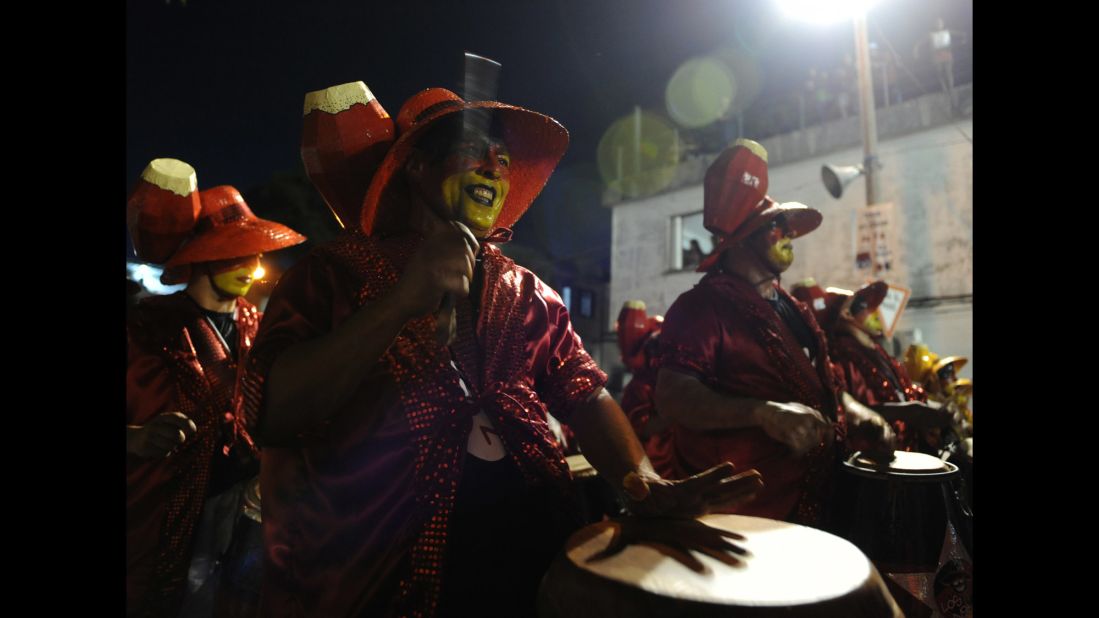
top-left (239, 230), bottom-right (606, 618)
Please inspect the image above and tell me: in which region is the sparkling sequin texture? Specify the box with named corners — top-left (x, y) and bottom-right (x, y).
top-left (127, 294), bottom-right (260, 617)
top-left (830, 334), bottom-right (927, 451)
top-left (285, 229), bottom-right (607, 617)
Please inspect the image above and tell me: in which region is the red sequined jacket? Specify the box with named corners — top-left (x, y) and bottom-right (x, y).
top-left (126, 292), bottom-right (259, 618)
top-left (239, 230), bottom-right (606, 618)
top-left (652, 272), bottom-right (847, 525)
top-left (829, 332), bottom-right (926, 450)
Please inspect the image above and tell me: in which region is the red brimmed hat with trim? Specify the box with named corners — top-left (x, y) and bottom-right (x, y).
top-left (359, 87), bottom-right (568, 237)
top-left (697, 139), bottom-right (822, 272)
top-left (161, 185), bottom-right (306, 284)
top-left (817, 280), bottom-right (890, 329)
top-left (790, 278), bottom-right (829, 323)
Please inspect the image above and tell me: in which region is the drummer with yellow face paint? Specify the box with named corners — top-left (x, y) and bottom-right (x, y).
top-left (791, 279), bottom-right (948, 452)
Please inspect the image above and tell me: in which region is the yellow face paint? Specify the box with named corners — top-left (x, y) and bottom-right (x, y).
top-left (861, 310), bottom-right (884, 336)
top-left (441, 168), bottom-right (510, 236)
top-left (436, 140), bottom-right (512, 237)
top-left (764, 237), bottom-right (794, 271)
top-left (752, 217), bottom-right (795, 273)
top-left (208, 255), bottom-right (260, 298)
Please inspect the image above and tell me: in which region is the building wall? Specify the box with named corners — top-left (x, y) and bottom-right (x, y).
top-left (610, 118), bottom-right (973, 381)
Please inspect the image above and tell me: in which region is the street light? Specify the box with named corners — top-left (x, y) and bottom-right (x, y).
top-left (777, 0), bottom-right (884, 205)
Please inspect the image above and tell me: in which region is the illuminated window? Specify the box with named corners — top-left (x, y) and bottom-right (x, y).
top-left (561, 285), bottom-right (572, 311)
top-left (671, 212), bottom-right (716, 271)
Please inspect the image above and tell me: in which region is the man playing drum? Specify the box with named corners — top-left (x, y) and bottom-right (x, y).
top-left (790, 279), bottom-right (952, 452)
top-left (649, 140), bottom-right (896, 526)
top-left (240, 85), bottom-right (763, 617)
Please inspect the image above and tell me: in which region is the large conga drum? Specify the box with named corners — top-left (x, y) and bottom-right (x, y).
top-left (538, 514), bottom-right (902, 617)
top-left (829, 451), bottom-right (973, 618)
top-left (213, 477), bottom-right (265, 617)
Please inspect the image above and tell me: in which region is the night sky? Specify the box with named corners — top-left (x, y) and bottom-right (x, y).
top-left (126, 0), bottom-right (971, 266)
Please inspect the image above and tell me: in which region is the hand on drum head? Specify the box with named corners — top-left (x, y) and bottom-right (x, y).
top-left (126, 412), bottom-right (198, 459)
top-left (622, 462), bottom-right (763, 519)
top-left (845, 409), bottom-right (897, 463)
top-left (584, 517), bottom-right (749, 573)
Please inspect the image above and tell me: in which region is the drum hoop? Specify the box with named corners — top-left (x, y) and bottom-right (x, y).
top-left (841, 458), bottom-right (959, 482)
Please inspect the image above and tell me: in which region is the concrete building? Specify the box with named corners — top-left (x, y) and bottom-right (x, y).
top-left (607, 85), bottom-right (973, 389)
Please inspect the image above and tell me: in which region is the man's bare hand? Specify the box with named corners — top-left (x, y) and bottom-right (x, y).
top-left (622, 462), bottom-right (763, 519)
top-left (585, 517), bottom-right (750, 572)
top-left (844, 398), bottom-right (897, 461)
top-left (393, 220), bottom-right (479, 320)
top-left (753, 401), bottom-right (831, 455)
top-left (126, 412), bottom-right (197, 459)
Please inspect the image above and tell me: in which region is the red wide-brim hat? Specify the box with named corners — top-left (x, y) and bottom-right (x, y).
top-left (162, 185), bottom-right (306, 283)
top-left (819, 280), bottom-right (890, 329)
top-left (697, 198), bottom-right (822, 272)
top-left (790, 278), bottom-right (829, 323)
top-left (360, 87), bottom-right (568, 237)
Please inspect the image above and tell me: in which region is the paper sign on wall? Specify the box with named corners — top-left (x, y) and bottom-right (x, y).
top-left (855, 202), bottom-right (899, 275)
top-left (876, 283), bottom-right (911, 339)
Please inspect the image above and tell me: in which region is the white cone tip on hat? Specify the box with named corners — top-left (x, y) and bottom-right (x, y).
top-left (303, 81), bottom-right (376, 116)
top-left (732, 138), bottom-right (768, 162)
top-left (141, 158), bottom-right (197, 197)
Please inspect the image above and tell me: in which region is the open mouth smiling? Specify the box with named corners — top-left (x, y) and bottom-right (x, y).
top-left (465, 184), bottom-right (496, 206)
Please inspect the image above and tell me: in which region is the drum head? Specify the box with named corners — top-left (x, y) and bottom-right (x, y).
top-left (844, 450), bottom-right (958, 481)
top-left (539, 514), bottom-right (901, 617)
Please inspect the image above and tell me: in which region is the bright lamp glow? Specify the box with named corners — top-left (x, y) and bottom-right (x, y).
top-left (127, 262), bottom-right (187, 295)
top-left (776, 0), bottom-right (881, 24)
top-left (253, 264), bottom-right (266, 280)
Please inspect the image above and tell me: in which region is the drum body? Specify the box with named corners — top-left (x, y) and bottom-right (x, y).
top-left (828, 451), bottom-right (973, 617)
top-left (829, 451), bottom-right (958, 573)
top-left (538, 514), bottom-right (901, 618)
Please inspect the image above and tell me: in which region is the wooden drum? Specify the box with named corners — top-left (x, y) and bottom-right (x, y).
top-left (538, 514), bottom-right (901, 617)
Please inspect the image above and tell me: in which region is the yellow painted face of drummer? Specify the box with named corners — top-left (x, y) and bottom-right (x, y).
top-left (752, 216), bottom-right (795, 273)
top-left (861, 311), bottom-right (884, 336)
top-left (439, 138), bottom-right (512, 238)
top-left (208, 255), bottom-right (262, 298)
top-left (850, 299), bottom-right (883, 337)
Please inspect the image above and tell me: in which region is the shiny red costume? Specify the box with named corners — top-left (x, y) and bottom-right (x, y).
top-left (652, 272), bottom-right (847, 525)
top-left (239, 229), bottom-right (605, 617)
top-left (830, 334), bottom-right (926, 449)
top-left (831, 335), bottom-right (924, 406)
top-left (126, 293), bottom-right (260, 617)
